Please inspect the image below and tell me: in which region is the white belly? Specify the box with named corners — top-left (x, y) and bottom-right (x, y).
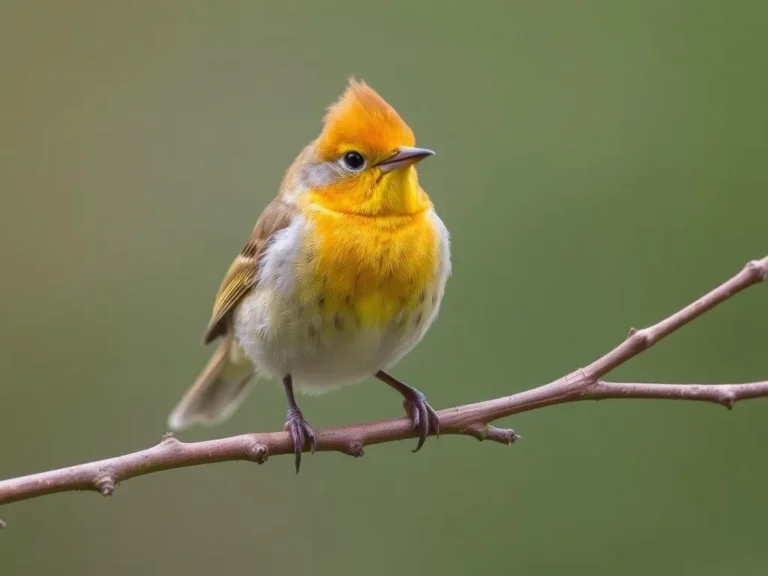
top-left (234, 287), bottom-right (438, 394)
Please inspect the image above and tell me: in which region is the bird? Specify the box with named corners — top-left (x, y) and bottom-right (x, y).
top-left (167, 78), bottom-right (451, 472)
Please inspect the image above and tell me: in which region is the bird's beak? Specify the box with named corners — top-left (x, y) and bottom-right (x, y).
top-left (376, 146), bottom-right (435, 174)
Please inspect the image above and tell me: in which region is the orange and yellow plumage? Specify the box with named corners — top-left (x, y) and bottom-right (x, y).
top-left (168, 79), bottom-right (450, 470)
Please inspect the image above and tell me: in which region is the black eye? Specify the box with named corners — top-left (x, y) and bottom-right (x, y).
top-left (341, 151), bottom-right (365, 171)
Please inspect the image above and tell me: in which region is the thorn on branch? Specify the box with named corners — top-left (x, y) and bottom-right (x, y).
top-left (465, 423), bottom-right (520, 445)
top-left (161, 431), bottom-right (185, 456)
top-left (248, 442), bottom-right (268, 464)
top-left (95, 475), bottom-right (115, 496)
top-left (746, 259), bottom-right (768, 281)
top-left (489, 426), bottom-right (521, 445)
top-left (628, 328), bottom-right (653, 349)
top-left (342, 439), bottom-right (365, 458)
top-left (720, 393), bottom-right (737, 410)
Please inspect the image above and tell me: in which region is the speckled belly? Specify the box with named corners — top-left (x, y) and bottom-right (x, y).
top-left (235, 288), bottom-right (436, 393)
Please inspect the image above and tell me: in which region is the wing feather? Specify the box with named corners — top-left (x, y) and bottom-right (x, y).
top-left (203, 197), bottom-right (296, 343)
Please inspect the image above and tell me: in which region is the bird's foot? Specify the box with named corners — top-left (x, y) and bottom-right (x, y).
top-left (284, 407), bottom-right (316, 473)
top-left (401, 387), bottom-right (441, 453)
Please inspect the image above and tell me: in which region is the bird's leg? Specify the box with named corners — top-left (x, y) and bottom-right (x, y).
top-left (282, 375), bottom-right (316, 473)
top-left (375, 370), bottom-right (440, 452)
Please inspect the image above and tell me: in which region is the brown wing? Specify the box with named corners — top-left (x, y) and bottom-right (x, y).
top-left (203, 197), bottom-right (296, 344)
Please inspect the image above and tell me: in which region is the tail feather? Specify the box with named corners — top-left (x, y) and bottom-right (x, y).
top-left (168, 335), bottom-right (255, 431)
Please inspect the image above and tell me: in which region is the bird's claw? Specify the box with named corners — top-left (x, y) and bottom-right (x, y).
top-left (403, 389), bottom-right (440, 453)
top-left (284, 408), bottom-right (316, 473)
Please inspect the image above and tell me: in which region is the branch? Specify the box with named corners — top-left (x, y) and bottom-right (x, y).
top-left (1, 256), bottom-right (766, 512)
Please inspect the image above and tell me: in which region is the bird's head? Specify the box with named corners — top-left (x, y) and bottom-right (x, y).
top-left (285, 79), bottom-right (434, 217)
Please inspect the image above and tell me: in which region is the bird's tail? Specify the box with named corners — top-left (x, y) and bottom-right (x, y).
top-left (167, 334), bottom-right (255, 431)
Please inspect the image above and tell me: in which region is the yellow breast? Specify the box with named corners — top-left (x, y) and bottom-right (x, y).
top-left (296, 206), bottom-right (439, 328)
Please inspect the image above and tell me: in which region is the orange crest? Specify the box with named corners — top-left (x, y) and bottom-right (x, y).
top-left (316, 79), bottom-right (416, 161)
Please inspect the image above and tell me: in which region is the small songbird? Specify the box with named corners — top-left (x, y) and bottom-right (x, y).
top-left (168, 79), bottom-right (451, 471)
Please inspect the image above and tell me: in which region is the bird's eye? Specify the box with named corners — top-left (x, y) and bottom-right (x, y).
top-left (340, 151), bottom-right (366, 172)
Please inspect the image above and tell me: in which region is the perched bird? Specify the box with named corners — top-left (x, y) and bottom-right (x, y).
top-left (168, 79), bottom-right (451, 471)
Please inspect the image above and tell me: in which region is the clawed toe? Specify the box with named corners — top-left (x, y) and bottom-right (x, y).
top-left (376, 370), bottom-right (441, 453)
top-left (404, 391), bottom-right (440, 452)
top-left (285, 408), bottom-right (316, 473)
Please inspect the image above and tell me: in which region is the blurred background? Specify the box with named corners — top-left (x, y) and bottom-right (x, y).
top-left (1, 1), bottom-right (767, 574)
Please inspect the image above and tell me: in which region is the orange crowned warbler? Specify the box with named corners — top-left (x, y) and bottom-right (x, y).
top-left (168, 79), bottom-right (451, 472)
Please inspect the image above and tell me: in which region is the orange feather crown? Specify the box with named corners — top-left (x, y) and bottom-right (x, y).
top-left (316, 79), bottom-right (416, 162)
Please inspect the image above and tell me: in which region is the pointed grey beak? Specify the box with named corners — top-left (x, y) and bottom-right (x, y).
top-left (376, 146), bottom-right (435, 173)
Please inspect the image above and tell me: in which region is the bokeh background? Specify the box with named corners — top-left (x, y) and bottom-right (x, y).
top-left (2, 1), bottom-right (767, 574)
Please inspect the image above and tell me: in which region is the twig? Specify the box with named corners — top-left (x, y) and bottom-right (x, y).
top-left (0, 256), bottom-right (766, 511)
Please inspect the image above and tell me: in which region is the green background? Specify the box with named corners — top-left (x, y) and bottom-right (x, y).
top-left (2, 1), bottom-right (767, 574)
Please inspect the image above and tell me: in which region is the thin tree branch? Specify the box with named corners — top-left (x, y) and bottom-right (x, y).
top-left (587, 380), bottom-right (768, 405)
top-left (1, 256), bottom-right (766, 512)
